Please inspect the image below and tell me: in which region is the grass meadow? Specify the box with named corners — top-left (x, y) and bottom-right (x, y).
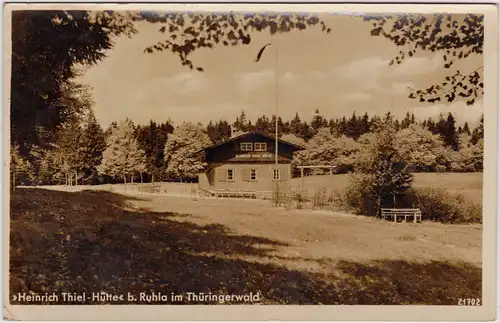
top-left (291, 172), bottom-right (483, 205)
top-left (10, 172), bottom-right (483, 305)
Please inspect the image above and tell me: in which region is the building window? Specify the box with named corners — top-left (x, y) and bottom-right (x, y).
top-left (250, 169), bottom-right (257, 181)
top-left (227, 169), bottom-right (234, 181)
top-left (254, 142), bottom-right (267, 151)
top-left (273, 169), bottom-right (280, 180)
top-left (240, 142), bottom-right (253, 151)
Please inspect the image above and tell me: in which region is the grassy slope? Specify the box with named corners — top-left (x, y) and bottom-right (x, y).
top-left (10, 188), bottom-right (481, 305)
top-left (291, 172), bottom-right (483, 204)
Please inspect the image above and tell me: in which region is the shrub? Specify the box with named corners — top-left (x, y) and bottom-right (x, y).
top-left (312, 187), bottom-right (329, 209)
top-left (271, 183), bottom-right (292, 208)
top-left (411, 187), bottom-right (482, 224)
top-left (336, 175), bottom-right (482, 224)
top-left (337, 174), bottom-right (377, 216)
top-left (137, 184), bottom-right (162, 194)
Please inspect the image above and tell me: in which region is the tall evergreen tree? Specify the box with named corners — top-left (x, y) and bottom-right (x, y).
top-left (440, 113), bottom-right (460, 151)
top-left (328, 118), bottom-right (338, 135)
top-left (299, 121), bottom-right (313, 141)
top-left (345, 112), bottom-right (364, 139)
top-left (401, 112), bottom-right (412, 129)
top-left (310, 109), bottom-right (328, 135)
top-left (290, 113), bottom-right (302, 136)
top-left (338, 116), bottom-right (348, 136)
top-left (471, 115), bottom-right (484, 145)
top-left (79, 111), bottom-right (106, 184)
top-left (206, 119), bottom-right (232, 143)
top-left (254, 115), bottom-right (271, 134)
top-left (360, 112), bottom-right (370, 135)
top-left (135, 120), bottom-right (173, 182)
top-left (463, 122), bottom-right (471, 135)
top-left (233, 111), bottom-right (253, 133)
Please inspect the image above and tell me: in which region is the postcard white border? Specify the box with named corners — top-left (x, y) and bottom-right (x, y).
top-left (2, 3), bottom-right (498, 321)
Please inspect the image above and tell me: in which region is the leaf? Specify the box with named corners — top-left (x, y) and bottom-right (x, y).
top-left (371, 27), bottom-right (382, 36)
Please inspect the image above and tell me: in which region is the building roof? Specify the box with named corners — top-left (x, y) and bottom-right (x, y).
top-left (196, 131), bottom-right (305, 153)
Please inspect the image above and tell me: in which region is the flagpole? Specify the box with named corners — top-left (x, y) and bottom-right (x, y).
top-left (275, 43), bottom-right (279, 166)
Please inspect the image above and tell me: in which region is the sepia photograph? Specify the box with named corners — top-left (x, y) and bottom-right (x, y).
top-left (3, 3), bottom-right (498, 321)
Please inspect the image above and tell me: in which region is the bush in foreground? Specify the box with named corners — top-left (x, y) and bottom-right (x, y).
top-left (411, 187), bottom-right (482, 224)
top-left (335, 179), bottom-right (482, 224)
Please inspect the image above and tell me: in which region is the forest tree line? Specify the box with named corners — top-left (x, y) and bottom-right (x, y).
top-left (11, 100), bottom-right (484, 187)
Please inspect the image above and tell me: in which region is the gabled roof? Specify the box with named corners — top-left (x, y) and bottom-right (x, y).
top-left (197, 131), bottom-right (305, 153)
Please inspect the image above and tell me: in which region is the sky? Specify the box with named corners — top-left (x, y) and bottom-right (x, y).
top-left (80, 12), bottom-right (484, 128)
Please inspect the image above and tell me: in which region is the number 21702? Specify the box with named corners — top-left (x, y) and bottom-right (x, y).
top-left (458, 298), bottom-right (481, 306)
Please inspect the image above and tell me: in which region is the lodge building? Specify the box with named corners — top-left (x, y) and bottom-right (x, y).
top-left (196, 131), bottom-right (304, 195)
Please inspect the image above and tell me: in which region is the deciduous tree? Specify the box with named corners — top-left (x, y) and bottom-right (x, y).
top-left (366, 13), bottom-right (483, 105)
top-left (296, 128), bottom-right (360, 173)
top-left (164, 122), bottom-right (212, 181)
top-left (395, 124), bottom-right (447, 171)
top-left (355, 125), bottom-right (414, 216)
top-left (98, 120), bottom-right (147, 186)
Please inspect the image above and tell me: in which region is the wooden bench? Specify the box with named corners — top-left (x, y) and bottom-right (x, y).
top-left (213, 189), bottom-right (257, 199)
top-left (381, 208), bottom-right (422, 223)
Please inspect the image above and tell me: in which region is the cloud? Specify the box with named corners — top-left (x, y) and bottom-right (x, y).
top-left (340, 92), bottom-right (372, 102)
top-left (334, 56), bottom-right (387, 82)
top-left (391, 82), bottom-right (414, 95)
top-left (282, 71), bottom-right (295, 84)
top-left (333, 55), bottom-right (442, 83)
top-left (235, 70), bottom-right (275, 92)
top-left (168, 72), bottom-right (206, 95)
top-left (411, 100), bottom-right (483, 125)
top-left (392, 55), bottom-right (443, 76)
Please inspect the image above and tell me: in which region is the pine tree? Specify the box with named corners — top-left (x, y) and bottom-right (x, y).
top-left (207, 119), bottom-right (232, 143)
top-left (471, 115), bottom-right (484, 145)
top-left (360, 113), bottom-right (370, 135)
top-left (282, 120), bottom-right (291, 134)
top-left (463, 122), bottom-right (471, 135)
top-left (328, 118), bottom-right (338, 135)
top-left (338, 116), bottom-right (348, 136)
top-left (438, 113), bottom-right (460, 151)
top-left (345, 112), bottom-right (364, 139)
top-left (290, 113), bottom-right (302, 136)
top-left (310, 109), bottom-right (328, 135)
top-left (299, 121), bottom-right (313, 141)
top-left (79, 111), bottom-right (106, 184)
top-left (401, 112), bottom-right (412, 129)
top-left (255, 115), bottom-right (271, 134)
top-left (233, 111), bottom-right (249, 133)
top-left (270, 115), bottom-right (286, 137)
top-left (206, 121), bottom-right (216, 141)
